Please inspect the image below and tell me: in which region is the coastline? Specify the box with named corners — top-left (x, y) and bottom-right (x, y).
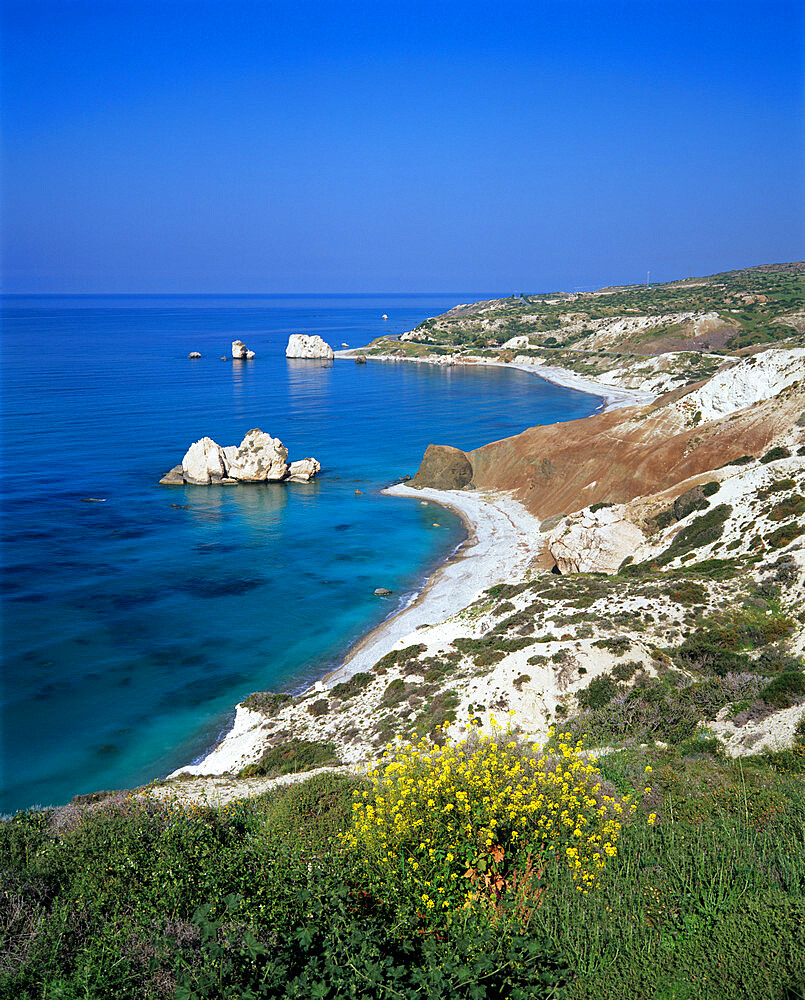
top-left (333, 349), bottom-right (658, 411)
top-left (168, 352), bottom-right (649, 779)
top-left (323, 485), bottom-right (544, 684)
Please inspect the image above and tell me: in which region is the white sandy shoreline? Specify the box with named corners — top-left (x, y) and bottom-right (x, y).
top-left (334, 349), bottom-right (657, 411)
top-left (170, 486), bottom-right (545, 777)
top-left (324, 486), bottom-right (543, 684)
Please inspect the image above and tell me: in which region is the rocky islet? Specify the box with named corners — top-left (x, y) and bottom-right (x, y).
top-left (160, 428), bottom-right (321, 485)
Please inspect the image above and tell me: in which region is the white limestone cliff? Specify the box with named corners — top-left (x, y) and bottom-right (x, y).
top-left (677, 348), bottom-right (805, 423)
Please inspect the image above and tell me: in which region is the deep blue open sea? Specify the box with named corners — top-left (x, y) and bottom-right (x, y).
top-left (0, 294), bottom-right (601, 814)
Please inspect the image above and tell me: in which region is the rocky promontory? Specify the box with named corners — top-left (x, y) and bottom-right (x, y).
top-left (159, 428), bottom-right (320, 485)
top-left (285, 334), bottom-right (334, 359)
top-left (410, 444), bottom-right (474, 490)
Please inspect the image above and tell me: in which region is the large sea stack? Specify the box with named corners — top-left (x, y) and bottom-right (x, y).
top-left (285, 334), bottom-right (334, 359)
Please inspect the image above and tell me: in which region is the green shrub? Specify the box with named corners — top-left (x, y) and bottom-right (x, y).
top-left (381, 678), bottom-right (415, 706)
top-left (612, 660), bottom-right (640, 682)
top-left (701, 481), bottom-right (720, 497)
top-left (761, 671), bottom-right (805, 709)
top-left (374, 644), bottom-right (426, 673)
top-left (658, 504), bottom-right (732, 562)
top-left (760, 445), bottom-right (792, 464)
top-left (331, 672), bottom-right (373, 700)
top-left (577, 674), bottom-right (619, 709)
top-left (766, 520), bottom-right (805, 549)
top-left (665, 579), bottom-right (708, 605)
top-left (769, 494), bottom-right (805, 521)
top-left (242, 691), bottom-right (292, 715)
top-left (453, 634), bottom-right (535, 666)
top-left (592, 635), bottom-right (632, 656)
top-left (308, 698), bottom-right (329, 717)
top-left (238, 739), bottom-right (339, 778)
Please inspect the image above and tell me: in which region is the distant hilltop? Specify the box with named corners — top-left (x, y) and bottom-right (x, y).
top-left (394, 261), bottom-right (805, 358)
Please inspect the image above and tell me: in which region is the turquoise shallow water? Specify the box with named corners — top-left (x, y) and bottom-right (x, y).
top-left (0, 294), bottom-right (602, 813)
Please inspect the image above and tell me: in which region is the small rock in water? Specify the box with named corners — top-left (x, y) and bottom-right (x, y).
top-left (188, 352), bottom-right (202, 359)
top-left (171, 504), bottom-right (189, 509)
top-left (381, 314), bottom-right (388, 320)
top-left (420, 501), bottom-right (428, 506)
top-left (287, 457), bottom-right (322, 482)
top-left (432, 523), bottom-right (440, 527)
top-left (159, 465), bottom-right (185, 485)
top-left (220, 356), bottom-right (228, 361)
top-left (374, 587), bottom-right (393, 596)
top-left (355, 355), bottom-right (367, 365)
top-left (354, 489), bottom-right (363, 495)
top-left (232, 339), bottom-right (256, 359)
top-left (341, 342), bottom-right (349, 347)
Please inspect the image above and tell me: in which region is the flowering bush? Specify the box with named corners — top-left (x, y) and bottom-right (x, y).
top-left (344, 723), bottom-right (636, 911)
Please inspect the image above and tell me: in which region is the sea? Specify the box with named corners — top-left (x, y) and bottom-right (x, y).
top-left (0, 294), bottom-right (602, 814)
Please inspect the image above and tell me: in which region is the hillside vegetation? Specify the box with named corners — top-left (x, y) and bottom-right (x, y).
top-left (355, 262), bottom-right (805, 392)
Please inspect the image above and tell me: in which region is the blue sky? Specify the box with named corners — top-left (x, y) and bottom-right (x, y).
top-left (2, 0), bottom-right (803, 293)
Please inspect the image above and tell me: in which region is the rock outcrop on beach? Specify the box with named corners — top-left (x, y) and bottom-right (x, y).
top-left (285, 334), bottom-right (334, 359)
top-left (547, 505), bottom-right (645, 574)
top-left (411, 444), bottom-right (474, 490)
top-left (161, 429), bottom-right (319, 485)
top-left (232, 340), bottom-right (256, 359)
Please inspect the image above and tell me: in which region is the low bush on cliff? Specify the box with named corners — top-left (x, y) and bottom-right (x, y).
top-left (344, 725), bottom-right (635, 910)
top-left (238, 739), bottom-right (339, 778)
top-left (330, 671), bottom-right (373, 699)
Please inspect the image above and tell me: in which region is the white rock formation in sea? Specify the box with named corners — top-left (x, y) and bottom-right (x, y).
top-left (285, 334), bottom-right (334, 359)
top-left (548, 505), bottom-right (645, 574)
top-left (381, 314), bottom-right (388, 320)
top-left (188, 351), bottom-right (202, 358)
top-left (232, 339), bottom-right (256, 359)
top-left (287, 458), bottom-right (321, 482)
top-left (182, 437), bottom-right (229, 484)
top-left (675, 348), bottom-right (805, 423)
top-left (167, 429), bottom-right (318, 485)
top-left (223, 429), bottom-right (288, 481)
